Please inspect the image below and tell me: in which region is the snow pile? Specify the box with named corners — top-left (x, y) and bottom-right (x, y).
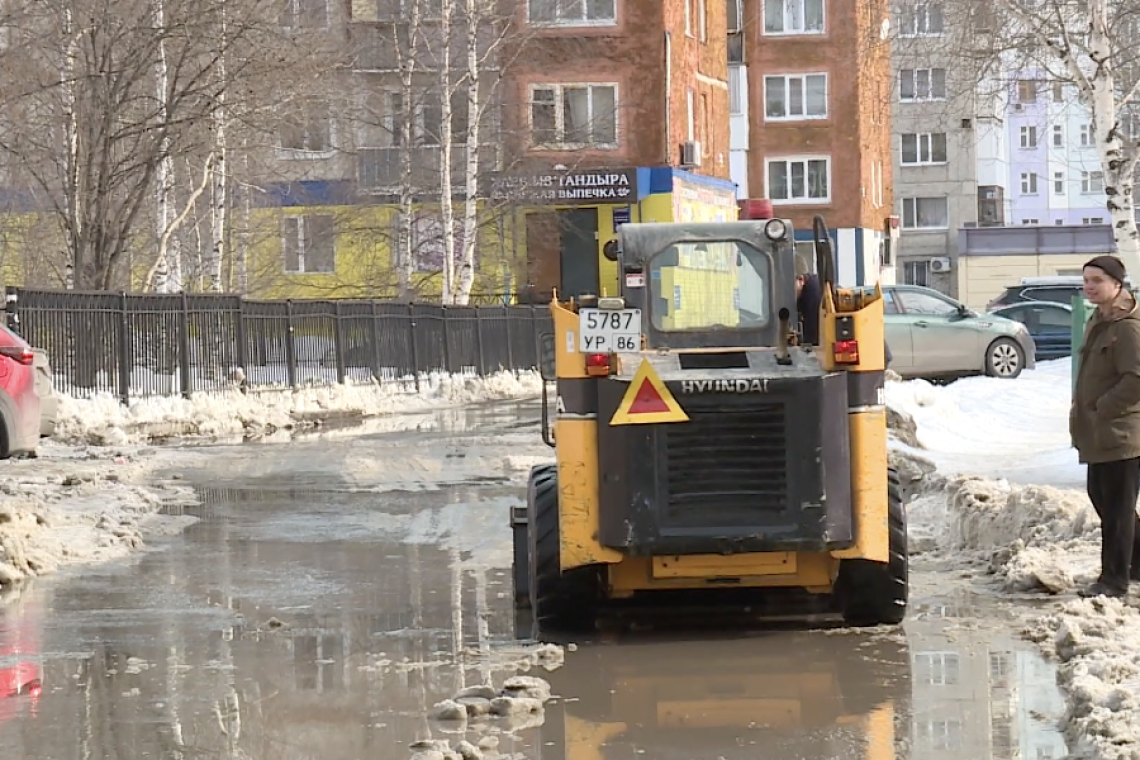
top-left (52, 369), bottom-right (543, 446)
top-left (0, 446), bottom-right (198, 589)
top-left (886, 360), bottom-right (1140, 760)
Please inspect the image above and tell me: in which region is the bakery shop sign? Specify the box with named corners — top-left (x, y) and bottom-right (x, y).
top-left (489, 168), bottom-right (638, 205)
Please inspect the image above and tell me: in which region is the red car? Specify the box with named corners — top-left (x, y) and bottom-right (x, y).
top-left (0, 323), bottom-right (42, 458)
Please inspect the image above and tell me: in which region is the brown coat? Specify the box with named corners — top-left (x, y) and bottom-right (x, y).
top-left (1070, 291), bottom-right (1140, 464)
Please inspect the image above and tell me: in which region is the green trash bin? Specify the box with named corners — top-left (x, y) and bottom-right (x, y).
top-left (1071, 295), bottom-right (1094, 393)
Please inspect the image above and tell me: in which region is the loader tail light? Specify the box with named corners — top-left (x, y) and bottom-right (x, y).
top-left (0, 346), bottom-right (33, 365)
top-left (585, 353), bottom-right (612, 376)
top-left (833, 339), bottom-right (860, 365)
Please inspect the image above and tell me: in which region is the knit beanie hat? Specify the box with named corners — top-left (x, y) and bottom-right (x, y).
top-left (1084, 254), bottom-right (1127, 285)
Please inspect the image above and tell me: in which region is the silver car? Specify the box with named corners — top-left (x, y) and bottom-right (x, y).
top-left (884, 284), bottom-right (1037, 380)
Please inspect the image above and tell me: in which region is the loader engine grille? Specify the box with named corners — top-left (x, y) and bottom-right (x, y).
top-left (664, 400), bottom-right (788, 523)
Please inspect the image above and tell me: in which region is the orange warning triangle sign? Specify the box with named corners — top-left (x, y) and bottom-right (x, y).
top-left (610, 359), bottom-right (689, 426)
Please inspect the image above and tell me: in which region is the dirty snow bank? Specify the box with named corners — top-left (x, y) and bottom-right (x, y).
top-left (0, 444), bottom-right (197, 590)
top-left (887, 362), bottom-right (1140, 760)
top-left (53, 369), bottom-right (543, 446)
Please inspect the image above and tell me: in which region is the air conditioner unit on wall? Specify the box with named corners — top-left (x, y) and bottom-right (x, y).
top-left (930, 257), bottom-right (952, 273)
top-left (680, 141), bottom-right (702, 167)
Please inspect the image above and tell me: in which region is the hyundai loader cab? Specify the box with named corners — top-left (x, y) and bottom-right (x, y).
top-left (512, 216), bottom-right (906, 630)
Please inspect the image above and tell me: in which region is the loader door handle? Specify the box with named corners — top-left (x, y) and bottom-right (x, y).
top-left (915, 321), bottom-right (929, 328)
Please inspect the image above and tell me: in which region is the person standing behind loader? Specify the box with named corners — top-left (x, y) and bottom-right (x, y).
top-left (1070, 254), bottom-right (1140, 598)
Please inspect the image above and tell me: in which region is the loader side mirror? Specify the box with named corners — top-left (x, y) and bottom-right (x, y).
top-left (538, 333), bottom-right (556, 381)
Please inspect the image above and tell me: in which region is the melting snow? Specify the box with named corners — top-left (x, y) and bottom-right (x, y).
top-left (887, 358), bottom-right (1140, 760)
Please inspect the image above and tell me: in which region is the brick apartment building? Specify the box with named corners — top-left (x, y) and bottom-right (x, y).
top-left (728, 0), bottom-right (897, 286)
top-left (496, 0), bottom-right (738, 299)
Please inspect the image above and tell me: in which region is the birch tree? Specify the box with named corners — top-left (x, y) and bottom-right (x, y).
top-left (973, 0), bottom-right (1140, 270)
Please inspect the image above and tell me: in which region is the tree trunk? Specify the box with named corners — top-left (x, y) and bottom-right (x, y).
top-left (455, 0), bottom-right (482, 306)
top-left (397, 0), bottom-right (423, 301)
top-left (438, 0), bottom-right (457, 304)
top-left (207, 3), bottom-right (228, 293)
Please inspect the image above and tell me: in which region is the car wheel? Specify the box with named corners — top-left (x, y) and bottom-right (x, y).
top-left (985, 337), bottom-right (1024, 379)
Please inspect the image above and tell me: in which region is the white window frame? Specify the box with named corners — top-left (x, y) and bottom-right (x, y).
top-left (728, 66), bottom-right (744, 115)
top-left (765, 155), bottom-right (831, 204)
top-left (1080, 124), bottom-right (1093, 146)
top-left (762, 0), bottom-right (825, 35)
top-left (1081, 170), bottom-right (1104, 194)
top-left (526, 0), bottom-right (616, 27)
top-left (900, 196), bottom-right (949, 230)
top-left (898, 1), bottom-right (944, 36)
top-left (763, 73), bottom-right (828, 121)
top-left (1020, 172), bottom-right (1038, 194)
top-left (528, 82), bottom-right (619, 150)
top-left (1052, 124), bottom-right (1063, 147)
top-left (1019, 125), bottom-right (1037, 148)
top-left (280, 0), bottom-right (329, 29)
top-left (1083, 216), bottom-right (1106, 224)
top-left (900, 132), bottom-right (947, 165)
top-left (899, 68), bottom-right (947, 102)
top-left (282, 214), bottom-right (336, 274)
top-left (1053, 171), bottom-right (1064, 194)
top-left (276, 101), bottom-right (336, 159)
top-left (1021, 218), bottom-right (1039, 225)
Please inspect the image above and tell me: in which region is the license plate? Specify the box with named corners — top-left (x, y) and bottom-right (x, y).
top-left (578, 308), bottom-right (641, 353)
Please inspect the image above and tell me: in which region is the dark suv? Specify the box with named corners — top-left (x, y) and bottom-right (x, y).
top-left (986, 276), bottom-right (1089, 310)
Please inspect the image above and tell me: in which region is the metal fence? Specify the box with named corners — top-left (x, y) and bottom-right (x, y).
top-left (3, 288), bottom-right (552, 403)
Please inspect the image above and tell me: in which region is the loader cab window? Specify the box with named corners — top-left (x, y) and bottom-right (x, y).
top-left (648, 240), bottom-right (771, 331)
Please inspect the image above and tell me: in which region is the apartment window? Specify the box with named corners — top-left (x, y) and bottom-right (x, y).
top-left (1022, 218), bottom-right (1039, 225)
top-left (687, 0), bottom-right (707, 39)
top-left (1052, 81), bottom-right (1064, 102)
top-left (282, 214), bottom-right (336, 274)
top-left (278, 102), bottom-right (332, 153)
top-left (1083, 217), bottom-right (1106, 224)
top-left (729, 66), bottom-right (743, 114)
top-left (280, 0), bottom-right (327, 28)
top-left (727, 0), bottom-right (742, 30)
top-left (767, 157), bottom-right (830, 203)
top-left (1054, 171), bottom-right (1064, 194)
top-left (1081, 170), bottom-right (1104, 193)
top-left (903, 260), bottom-right (930, 287)
top-left (1017, 79), bottom-right (1038, 103)
top-left (1019, 125), bottom-right (1037, 148)
top-left (900, 132), bottom-right (947, 164)
top-left (419, 92), bottom-right (443, 146)
top-left (899, 2), bottom-right (944, 35)
top-left (763, 0), bottom-right (824, 34)
top-left (764, 74), bottom-right (827, 119)
top-left (1052, 124), bottom-right (1063, 146)
top-left (1080, 124), bottom-right (1092, 146)
top-left (901, 197), bottom-right (949, 229)
top-left (528, 0), bottom-right (616, 25)
top-left (917, 719), bottom-right (964, 751)
top-left (1020, 172), bottom-right (1038, 194)
top-left (899, 68), bottom-right (947, 101)
top-left (530, 83), bottom-right (618, 148)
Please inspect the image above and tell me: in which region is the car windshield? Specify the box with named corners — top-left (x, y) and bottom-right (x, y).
top-left (648, 240), bottom-right (771, 331)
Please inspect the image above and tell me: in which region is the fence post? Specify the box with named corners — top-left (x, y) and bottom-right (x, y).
top-left (529, 305), bottom-right (541, 370)
top-left (116, 292), bottom-right (131, 405)
top-left (474, 308), bottom-right (486, 376)
top-left (1071, 295), bottom-right (1093, 394)
top-left (441, 305), bottom-right (452, 375)
top-left (235, 296), bottom-right (248, 393)
top-left (407, 303), bottom-right (420, 391)
top-left (504, 308), bottom-right (514, 371)
top-left (369, 300), bottom-right (382, 379)
top-left (179, 292), bottom-right (193, 398)
top-left (285, 299), bottom-right (297, 388)
top-left (333, 300), bottom-right (346, 385)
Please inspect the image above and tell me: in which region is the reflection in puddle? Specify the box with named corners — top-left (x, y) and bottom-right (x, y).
top-left (0, 413), bottom-right (1072, 760)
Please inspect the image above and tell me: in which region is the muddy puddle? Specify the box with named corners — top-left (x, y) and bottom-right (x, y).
top-left (0, 407), bottom-right (1070, 759)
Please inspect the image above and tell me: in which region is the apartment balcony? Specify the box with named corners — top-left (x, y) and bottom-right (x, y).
top-left (356, 145), bottom-right (500, 195)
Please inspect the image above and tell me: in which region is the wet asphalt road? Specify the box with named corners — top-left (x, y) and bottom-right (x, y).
top-left (0, 401), bottom-right (1071, 759)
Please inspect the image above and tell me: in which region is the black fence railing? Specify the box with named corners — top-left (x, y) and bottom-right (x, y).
top-left (4, 288), bottom-right (552, 403)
